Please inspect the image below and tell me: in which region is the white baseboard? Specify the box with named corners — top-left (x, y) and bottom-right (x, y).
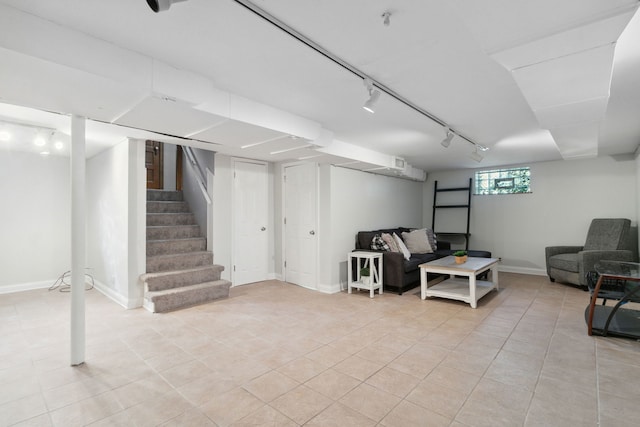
top-left (93, 280), bottom-right (143, 309)
top-left (316, 282), bottom-right (341, 294)
top-left (498, 265), bottom-right (547, 276)
top-left (0, 280), bottom-right (53, 294)
top-left (142, 298), bottom-right (155, 313)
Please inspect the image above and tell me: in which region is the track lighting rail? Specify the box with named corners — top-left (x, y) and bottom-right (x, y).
top-left (231, 0), bottom-right (482, 149)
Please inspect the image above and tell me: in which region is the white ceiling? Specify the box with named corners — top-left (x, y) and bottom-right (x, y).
top-left (0, 0), bottom-right (639, 176)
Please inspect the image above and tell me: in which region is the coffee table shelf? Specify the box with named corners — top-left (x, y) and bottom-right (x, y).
top-left (420, 256), bottom-right (499, 308)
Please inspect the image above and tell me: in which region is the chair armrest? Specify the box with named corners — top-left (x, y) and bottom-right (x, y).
top-left (578, 250), bottom-right (636, 286)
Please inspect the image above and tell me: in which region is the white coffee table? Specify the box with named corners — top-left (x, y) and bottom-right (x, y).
top-left (419, 256), bottom-right (499, 308)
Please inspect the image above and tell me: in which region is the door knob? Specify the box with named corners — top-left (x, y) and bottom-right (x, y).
top-left (309, 230), bottom-right (315, 235)
top-left (261, 227), bottom-right (266, 231)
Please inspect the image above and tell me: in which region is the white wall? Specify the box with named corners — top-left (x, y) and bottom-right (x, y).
top-left (213, 155), bottom-right (232, 281)
top-left (86, 139), bottom-right (146, 308)
top-left (423, 156), bottom-right (638, 275)
top-left (87, 140), bottom-right (130, 304)
top-left (271, 164), bottom-right (423, 292)
top-left (637, 150), bottom-right (640, 249)
top-left (163, 143), bottom-right (176, 191)
top-left (182, 146), bottom-right (214, 243)
top-left (0, 151), bottom-right (70, 291)
top-left (323, 166), bottom-right (424, 291)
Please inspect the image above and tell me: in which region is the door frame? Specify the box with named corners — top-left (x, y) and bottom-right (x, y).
top-left (231, 157), bottom-right (269, 286)
top-left (281, 161), bottom-right (319, 290)
top-left (145, 140), bottom-right (164, 189)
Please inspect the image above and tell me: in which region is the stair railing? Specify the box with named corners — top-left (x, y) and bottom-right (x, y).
top-left (183, 146), bottom-right (212, 205)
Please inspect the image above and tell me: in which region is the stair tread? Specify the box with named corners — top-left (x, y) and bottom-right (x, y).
top-left (141, 265), bottom-right (223, 280)
top-left (147, 237), bottom-right (205, 243)
top-left (146, 225), bottom-right (199, 229)
top-left (147, 280), bottom-right (231, 297)
top-left (147, 212), bottom-right (194, 215)
top-left (147, 251), bottom-right (211, 260)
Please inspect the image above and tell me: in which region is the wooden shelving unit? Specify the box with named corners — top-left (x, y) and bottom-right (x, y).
top-left (431, 178), bottom-right (472, 250)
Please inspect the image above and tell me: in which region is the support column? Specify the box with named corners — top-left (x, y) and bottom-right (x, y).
top-left (70, 115), bottom-right (86, 366)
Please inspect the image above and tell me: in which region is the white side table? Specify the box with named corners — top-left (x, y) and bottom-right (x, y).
top-left (348, 251), bottom-right (383, 298)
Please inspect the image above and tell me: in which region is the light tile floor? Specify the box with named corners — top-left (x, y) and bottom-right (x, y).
top-left (2, 273), bottom-right (640, 426)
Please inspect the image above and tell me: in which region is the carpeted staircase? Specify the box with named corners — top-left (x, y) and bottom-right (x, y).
top-left (141, 189), bottom-right (231, 313)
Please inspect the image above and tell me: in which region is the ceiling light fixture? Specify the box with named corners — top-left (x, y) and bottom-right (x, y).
top-left (145, 0), bottom-right (188, 13)
top-left (441, 127), bottom-right (454, 148)
top-left (54, 141), bottom-right (64, 150)
top-left (363, 78), bottom-right (381, 113)
top-left (0, 130), bottom-right (10, 142)
top-left (469, 147), bottom-right (484, 162)
top-left (382, 11), bottom-right (392, 26)
top-left (34, 136), bottom-right (47, 147)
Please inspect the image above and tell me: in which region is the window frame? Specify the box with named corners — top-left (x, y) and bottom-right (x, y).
top-left (474, 167), bottom-right (531, 195)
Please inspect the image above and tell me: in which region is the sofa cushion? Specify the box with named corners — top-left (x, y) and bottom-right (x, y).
top-left (548, 253), bottom-right (579, 272)
top-left (426, 229), bottom-right (437, 252)
top-left (404, 253), bottom-right (439, 272)
top-left (394, 233), bottom-right (411, 260)
top-left (381, 232), bottom-right (400, 252)
top-left (402, 229), bottom-right (433, 254)
top-left (583, 218), bottom-right (630, 251)
top-left (371, 235), bottom-right (390, 251)
top-left (357, 231), bottom-right (378, 250)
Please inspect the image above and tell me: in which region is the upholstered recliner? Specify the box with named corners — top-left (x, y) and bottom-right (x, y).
top-left (545, 218), bottom-right (636, 288)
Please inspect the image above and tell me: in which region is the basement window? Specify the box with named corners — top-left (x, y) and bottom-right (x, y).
top-left (474, 167), bottom-right (531, 195)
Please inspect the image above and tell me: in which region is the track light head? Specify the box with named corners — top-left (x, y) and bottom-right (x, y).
top-left (469, 147), bottom-right (484, 162)
top-left (441, 128), bottom-right (454, 148)
top-left (362, 78), bottom-right (380, 113)
top-left (363, 90), bottom-right (380, 113)
top-left (382, 11), bottom-right (392, 26)
top-left (146, 0), bottom-right (188, 13)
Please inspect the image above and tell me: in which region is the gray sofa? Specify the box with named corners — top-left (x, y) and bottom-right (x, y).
top-left (355, 227), bottom-right (490, 295)
top-left (545, 218), bottom-right (637, 288)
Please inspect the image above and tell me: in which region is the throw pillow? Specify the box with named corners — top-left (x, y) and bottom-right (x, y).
top-left (426, 228), bottom-right (437, 252)
top-left (402, 229), bottom-right (433, 254)
top-left (370, 234), bottom-right (391, 251)
top-left (393, 233), bottom-right (411, 260)
top-left (381, 232), bottom-right (400, 252)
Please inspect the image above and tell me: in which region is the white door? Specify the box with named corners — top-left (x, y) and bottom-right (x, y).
top-left (233, 160), bottom-right (268, 286)
top-left (284, 163), bottom-right (318, 290)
